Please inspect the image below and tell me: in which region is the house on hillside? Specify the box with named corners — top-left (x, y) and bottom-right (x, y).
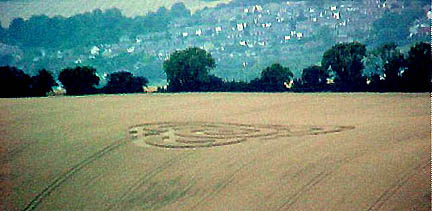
top-left (90, 46), bottom-right (100, 55)
top-left (252, 5), bottom-right (263, 13)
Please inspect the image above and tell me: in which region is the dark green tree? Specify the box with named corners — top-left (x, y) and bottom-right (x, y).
top-left (103, 71), bottom-right (148, 94)
top-left (255, 63), bottom-right (293, 92)
top-left (383, 53), bottom-right (406, 92)
top-left (224, 80), bottom-right (250, 92)
top-left (366, 73), bottom-right (384, 92)
top-left (402, 42), bottom-right (432, 92)
top-left (0, 66), bottom-right (32, 97)
top-left (322, 42), bottom-right (367, 91)
top-left (0, 55), bottom-right (14, 66)
top-left (163, 47), bottom-right (216, 92)
top-left (365, 43), bottom-right (406, 91)
top-left (170, 2), bottom-right (191, 17)
top-left (31, 69), bottom-right (57, 96)
top-left (58, 66), bottom-right (100, 95)
top-left (201, 75), bottom-right (225, 92)
top-left (300, 65), bottom-right (329, 92)
top-left (0, 25), bottom-right (7, 43)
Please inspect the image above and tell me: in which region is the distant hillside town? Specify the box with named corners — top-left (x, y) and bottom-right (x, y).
top-left (0, 0), bottom-right (429, 86)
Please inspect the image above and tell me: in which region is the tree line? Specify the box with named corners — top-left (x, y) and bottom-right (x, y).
top-left (161, 41), bottom-right (431, 93)
top-left (0, 41), bottom-right (430, 97)
top-left (0, 66), bottom-right (148, 97)
top-left (0, 3), bottom-right (190, 49)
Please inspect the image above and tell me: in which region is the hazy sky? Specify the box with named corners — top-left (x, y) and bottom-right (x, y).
top-left (0, 0), bottom-right (232, 27)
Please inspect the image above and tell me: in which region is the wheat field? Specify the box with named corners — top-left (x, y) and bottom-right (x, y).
top-left (1, 93), bottom-right (430, 210)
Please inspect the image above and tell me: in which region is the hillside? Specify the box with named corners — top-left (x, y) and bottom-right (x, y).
top-left (0, 0), bottom-right (429, 86)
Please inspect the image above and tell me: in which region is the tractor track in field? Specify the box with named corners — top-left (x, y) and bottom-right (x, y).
top-left (1, 141), bottom-right (35, 163)
top-left (366, 159), bottom-right (430, 211)
top-left (277, 170), bottom-right (332, 210)
top-left (189, 160), bottom-right (254, 210)
top-left (22, 138), bottom-right (126, 211)
top-left (105, 151), bottom-right (195, 210)
top-left (22, 122), bottom-right (356, 210)
top-left (188, 137), bottom-right (306, 210)
top-left (184, 123), bottom-right (356, 210)
top-left (276, 155), bottom-right (358, 211)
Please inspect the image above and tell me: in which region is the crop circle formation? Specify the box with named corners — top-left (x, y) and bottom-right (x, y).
top-left (128, 122), bottom-right (354, 149)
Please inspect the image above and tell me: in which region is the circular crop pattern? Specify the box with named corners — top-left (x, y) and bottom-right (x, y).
top-left (128, 122), bottom-right (354, 149)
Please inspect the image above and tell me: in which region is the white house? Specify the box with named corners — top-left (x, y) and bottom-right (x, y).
top-left (75, 58), bottom-right (82, 64)
top-left (262, 23), bottom-right (272, 28)
top-left (215, 26), bottom-right (222, 33)
top-left (332, 12), bottom-right (340, 20)
top-left (127, 47), bottom-right (135, 53)
top-left (237, 23), bottom-right (244, 31)
top-left (427, 11), bottom-right (432, 19)
top-left (90, 46), bottom-right (100, 55)
top-left (296, 32), bottom-right (303, 38)
top-left (252, 5), bottom-right (263, 13)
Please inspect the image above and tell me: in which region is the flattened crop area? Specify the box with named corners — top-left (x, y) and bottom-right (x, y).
top-left (129, 122), bottom-right (354, 149)
top-left (0, 93), bottom-right (430, 210)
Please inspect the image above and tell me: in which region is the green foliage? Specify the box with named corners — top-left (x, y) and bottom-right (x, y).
top-left (302, 65), bottom-right (328, 87)
top-left (6, 9), bottom-right (124, 48)
top-left (246, 63), bottom-right (293, 92)
top-left (365, 73), bottom-right (383, 92)
top-left (201, 75), bottom-right (225, 92)
top-left (3, 41), bottom-right (430, 94)
top-left (364, 43), bottom-right (406, 91)
top-left (369, 8), bottom-right (424, 46)
top-left (0, 66), bottom-right (59, 97)
top-left (383, 53), bottom-right (406, 92)
top-left (322, 42), bottom-right (367, 91)
top-left (0, 54), bottom-right (14, 66)
top-left (364, 42), bottom-right (398, 75)
top-left (103, 71), bottom-right (148, 94)
top-left (163, 47), bottom-right (216, 92)
top-left (3, 3), bottom-right (191, 49)
top-left (296, 65), bottom-right (329, 92)
top-left (0, 66), bottom-right (32, 97)
top-left (258, 63), bottom-right (293, 92)
top-left (58, 66), bottom-right (100, 95)
top-left (170, 2), bottom-right (191, 18)
top-left (402, 42), bottom-right (431, 91)
top-left (31, 69), bottom-right (57, 96)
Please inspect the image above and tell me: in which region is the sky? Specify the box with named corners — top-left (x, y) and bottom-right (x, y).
top-left (0, 0), bottom-right (232, 28)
